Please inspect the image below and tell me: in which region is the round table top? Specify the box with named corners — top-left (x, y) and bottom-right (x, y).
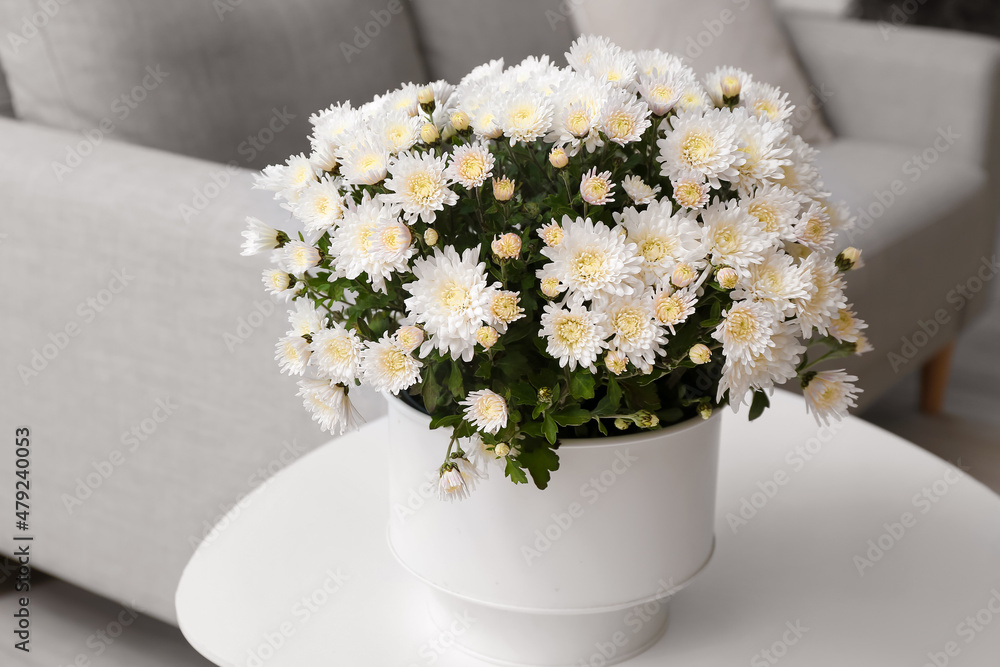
top-left (176, 390), bottom-right (1000, 666)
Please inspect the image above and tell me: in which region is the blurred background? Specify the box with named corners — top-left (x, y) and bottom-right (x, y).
top-left (0, 0), bottom-right (997, 664)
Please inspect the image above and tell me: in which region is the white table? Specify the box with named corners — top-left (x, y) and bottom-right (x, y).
top-left (175, 391), bottom-right (1000, 666)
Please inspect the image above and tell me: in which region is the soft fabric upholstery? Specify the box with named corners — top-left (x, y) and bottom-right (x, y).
top-left (407, 0), bottom-right (577, 82)
top-left (813, 139), bottom-right (993, 407)
top-left (0, 117), bottom-right (387, 624)
top-left (0, 0), bottom-right (427, 169)
top-left (0, 64), bottom-right (10, 117)
top-left (569, 0), bottom-right (834, 145)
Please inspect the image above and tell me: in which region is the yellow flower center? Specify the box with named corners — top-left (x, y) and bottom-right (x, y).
top-left (640, 237), bottom-right (673, 263)
top-left (292, 164), bottom-right (313, 186)
top-left (654, 295), bottom-right (682, 324)
top-left (458, 155), bottom-right (486, 182)
top-left (573, 249), bottom-right (607, 281)
top-left (605, 111), bottom-right (635, 140)
top-left (748, 202), bottom-right (777, 232)
top-left (726, 311), bottom-right (756, 341)
top-left (612, 308), bottom-right (645, 341)
top-left (649, 84), bottom-right (675, 105)
top-left (358, 154), bottom-right (383, 175)
top-left (754, 100), bottom-right (778, 119)
top-left (491, 293), bottom-right (521, 323)
top-left (566, 109), bottom-right (590, 137)
top-left (323, 336), bottom-right (354, 364)
top-left (555, 315), bottom-right (588, 347)
top-left (381, 224), bottom-right (411, 253)
top-left (441, 283), bottom-right (471, 313)
top-left (674, 182), bottom-right (704, 208)
top-left (407, 172), bottom-right (438, 204)
top-left (382, 348), bottom-right (410, 375)
top-left (581, 177), bottom-right (610, 202)
top-left (681, 131), bottom-right (715, 167)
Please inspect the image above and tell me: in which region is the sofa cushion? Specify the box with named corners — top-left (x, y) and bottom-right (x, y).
top-left (0, 0), bottom-right (427, 169)
top-left (0, 64), bottom-right (10, 117)
top-left (813, 138), bottom-right (993, 407)
top-left (569, 0), bottom-right (833, 145)
top-left (407, 0), bottom-right (577, 82)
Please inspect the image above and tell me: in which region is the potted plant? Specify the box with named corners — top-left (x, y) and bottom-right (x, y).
top-left (242, 35), bottom-right (868, 665)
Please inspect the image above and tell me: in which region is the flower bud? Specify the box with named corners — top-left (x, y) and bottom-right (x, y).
top-left (721, 76), bottom-right (741, 106)
top-left (424, 228), bottom-right (439, 246)
top-left (671, 263), bottom-right (697, 288)
top-left (492, 176), bottom-right (515, 201)
top-left (614, 418), bottom-right (630, 431)
top-left (549, 147), bottom-right (569, 168)
top-left (689, 343), bottom-right (712, 365)
top-left (476, 326), bottom-right (500, 349)
top-left (716, 267), bottom-right (738, 289)
top-left (450, 110), bottom-right (470, 131)
top-left (420, 122), bottom-right (440, 144)
top-left (835, 247), bottom-right (862, 272)
top-left (605, 350), bottom-right (628, 375)
top-left (540, 277), bottom-right (562, 298)
top-left (698, 403), bottom-right (714, 420)
top-left (417, 86), bottom-right (434, 105)
top-left (634, 410), bottom-right (659, 429)
top-left (523, 202), bottom-right (541, 219)
top-left (494, 443), bottom-right (511, 458)
top-left (395, 326), bottom-right (425, 353)
top-left (491, 233), bottom-right (522, 259)
top-left (538, 222), bottom-right (564, 247)
top-left (537, 387), bottom-right (553, 403)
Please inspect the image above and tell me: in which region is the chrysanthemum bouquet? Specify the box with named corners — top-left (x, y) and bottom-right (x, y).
top-left (243, 35), bottom-right (869, 497)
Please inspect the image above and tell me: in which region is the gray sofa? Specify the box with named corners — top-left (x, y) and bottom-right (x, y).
top-left (0, 0), bottom-right (997, 649)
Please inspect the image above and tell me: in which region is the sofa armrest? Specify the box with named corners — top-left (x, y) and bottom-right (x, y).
top-left (785, 15), bottom-right (1000, 173)
top-left (0, 118), bottom-right (385, 624)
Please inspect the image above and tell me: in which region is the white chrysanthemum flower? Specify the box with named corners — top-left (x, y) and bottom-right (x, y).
top-left (445, 142), bottom-right (495, 189)
top-left (675, 85), bottom-right (711, 114)
top-left (275, 334), bottom-right (311, 376)
top-left (742, 81), bottom-right (793, 125)
top-left (438, 457), bottom-right (483, 502)
top-left (633, 49), bottom-right (688, 78)
top-left (539, 297), bottom-right (610, 371)
top-left (490, 290), bottom-right (525, 332)
top-left (461, 82), bottom-right (504, 139)
top-left (605, 349), bottom-right (628, 375)
top-left (704, 66), bottom-right (753, 107)
top-left (278, 241), bottom-right (321, 277)
top-left (671, 173), bottom-right (710, 210)
top-left (241, 216), bottom-right (280, 256)
top-left (404, 245), bottom-right (497, 362)
top-left (394, 325), bottom-right (425, 353)
top-left (803, 370), bottom-right (861, 426)
top-left (616, 200), bottom-right (704, 285)
top-left (538, 221), bottom-right (565, 247)
top-left (821, 199), bottom-right (856, 233)
top-left (599, 292), bottom-right (666, 372)
top-left (370, 110), bottom-right (423, 154)
top-left (794, 253), bottom-right (847, 338)
top-left (288, 299), bottom-right (326, 337)
top-left (794, 202), bottom-right (836, 252)
top-left (829, 306), bottom-right (868, 344)
top-left (465, 436), bottom-right (512, 472)
top-left (252, 164), bottom-right (286, 196)
top-left (545, 74), bottom-right (608, 154)
top-left (600, 88), bottom-right (651, 145)
top-left (732, 250), bottom-right (811, 317)
top-left (779, 133), bottom-right (824, 196)
top-left (652, 286), bottom-right (697, 334)
top-left (622, 175), bottom-right (661, 205)
top-left (580, 167), bottom-right (615, 205)
top-left (261, 269), bottom-right (301, 302)
top-left (742, 183), bottom-right (801, 241)
top-left (718, 323), bottom-right (806, 406)
top-left (360, 334), bottom-right (422, 394)
top-left (308, 140), bottom-right (339, 172)
top-left (310, 325), bottom-right (362, 384)
top-left (732, 110), bottom-right (792, 195)
top-left (658, 109), bottom-right (746, 188)
top-left (298, 380), bottom-right (357, 435)
top-left (565, 35), bottom-right (617, 74)
top-left (701, 200), bottom-right (770, 274)
top-left (537, 216), bottom-right (642, 300)
top-left (461, 389), bottom-right (509, 434)
top-left (337, 136), bottom-right (390, 186)
top-left (311, 100), bottom-right (357, 138)
top-left (276, 153), bottom-right (320, 202)
top-left (499, 85), bottom-right (554, 145)
top-left (328, 192), bottom-right (412, 293)
top-left (712, 300), bottom-right (778, 361)
top-left (637, 71), bottom-right (687, 116)
top-left (291, 177), bottom-right (344, 239)
top-left (383, 152), bottom-right (458, 225)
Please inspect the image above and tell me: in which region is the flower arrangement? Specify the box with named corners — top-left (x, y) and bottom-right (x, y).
top-left (242, 35), bottom-right (868, 499)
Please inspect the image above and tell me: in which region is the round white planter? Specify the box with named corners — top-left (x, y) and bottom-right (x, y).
top-left (386, 396), bottom-right (721, 666)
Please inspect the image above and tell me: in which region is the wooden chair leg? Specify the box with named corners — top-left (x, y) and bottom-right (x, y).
top-left (920, 342), bottom-right (956, 415)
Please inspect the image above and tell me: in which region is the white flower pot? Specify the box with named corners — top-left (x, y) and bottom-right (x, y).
top-left (386, 396), bottom-right (722, 666)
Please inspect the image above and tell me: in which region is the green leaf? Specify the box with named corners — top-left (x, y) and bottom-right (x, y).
top-left (429, 414), bottom-right (463, 430)
top-left (504, 458), bottom-right (529, 485)
top-left (542, 413), bottom-right (558, 444)
top-left (423, 373), bottom-right (441, 413)
top-left (748, 390), bottom-right (770, 421)
top-left (448, 362), bottom-right (465, 398)
top-left (519, 446), bottom-right (560, 490)
top-left (607, 377), bottom-right (622, 409)
top-left (569, 372), bottom-right (596, 400)
top-left (553, 407), bottom-right (591, 427)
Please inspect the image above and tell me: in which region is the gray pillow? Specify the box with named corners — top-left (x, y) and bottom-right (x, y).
top-left (0, 0), bottom-right (428, 168)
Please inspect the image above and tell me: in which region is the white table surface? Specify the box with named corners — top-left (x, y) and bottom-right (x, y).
top-left (176, 390), bottom-right (1000, 666)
